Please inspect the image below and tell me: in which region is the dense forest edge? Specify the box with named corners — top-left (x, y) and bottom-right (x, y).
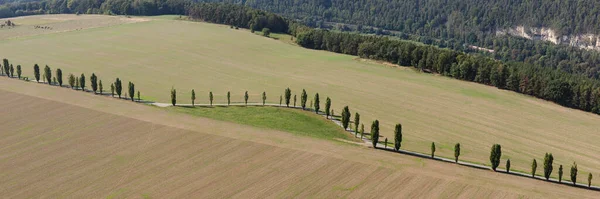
top-left (2, 0), bottom-right (600, 115)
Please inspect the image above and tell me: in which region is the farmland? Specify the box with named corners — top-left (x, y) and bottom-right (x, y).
top-left (0, 14), bottom-right (599, 183)
top-left (0, 78), bottom-right (598, 198)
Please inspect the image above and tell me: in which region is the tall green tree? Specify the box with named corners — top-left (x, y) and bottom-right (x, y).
top-left (506, 159), bottom-right (511, 173)
top-left (262, 91), bottom-right (266, 105)
top-left (75, 78), bottom-right (79, 89)
top-left (33, 64), bottom-right (40, 82)
top-left (394, 124), bottom-right (402, 151)
top-left (43, 65), bottom-right (51, 84)
top-left (558, 165), bottom-right (564, 183)
top-left (325, 97), bottom-right (331, 118)
top-left (191, 89), bottom-right (196, 107)
top-left (371, 120), bottom-right (379, 148)
top-left (79, 73), bottom-right (86, 91)
top-left (171, 87), bottom-right (177, 106)
top-left (571, 162), bottom-right (578, 185)
top-left (227, 91), bottom-right (231, 105)
top-left (115, 78), bottom-right (122, 98)
top-left (293, 94), bottom-right (297, 107)
top-left (99, 80), bottom-right (103, 94)
top-left (244, 91), bottom-right (248, 105)
top-left (341, 106), bottom-right (350, 129)
top-left (209, 91), bottom-right (213, 106)
top-left (90, 73), bottom-right (98, 94)
top-left (531, 159), bottom-right (537, 177)
top-left (284, 87), bottom-right (291, 107)
top-left (279, 95), bottom-right (282, 105)
top-left (431, 142), bottom-right (436, 158)
top-left (301, 89), bottom-right (307, 109)
top-left (56, 68), bottom-right (63, 86)
top-left (110, 83), bottom-right (115, 97)
top-left (454, 143), bottom-right (460, 163)
top-left (314, 93), bottom-right (320, 113)
top-left (9, 64), bottom-right (13, 77)
top-left (2, 59), bottom-right (8, 76)
top-left (489, 144), bottom-right (502, 171)
top-left (588, 173), bottom-right (593, 187)
top-left (68, 74), bottom-right (75, 89)
top-left (543, 153), bottom-right (554, 180)
top-left (354, 112), bottom-right (360, 136)
top-left (16, 65), bottom-right (21, 79)
top-left (128, 82), bottom-right (135, 101)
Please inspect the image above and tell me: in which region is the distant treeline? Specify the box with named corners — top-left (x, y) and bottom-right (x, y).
top-left (293, 28), bottom-right (600, 112)
top-left (3, 1), bottom-right (600, 114)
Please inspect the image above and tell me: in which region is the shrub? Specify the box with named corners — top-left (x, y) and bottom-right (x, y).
top-left (506, 159), bottom-right (511, 173)
top-left (588, 173), bottom-right (593, 187)
top-left (244, 91), bottom-right (249, 105)
top-left (293, 94), bottom-right (297, 107)
top-left (262, 91), bottom-right (266, 105)
top-left (384, 138), bottom-right (388, 149)
top-left (262, 28), bottom-right (271, 37)
top-left (209, 91), bottom-right (213, 106)
top-left (228, 91), bottom-right (231, 105)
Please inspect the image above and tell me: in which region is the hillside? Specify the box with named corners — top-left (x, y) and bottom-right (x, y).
top-left (0, 77), bottom-right (598, 198)
top-left (0, 15), bottom-right (599, 183)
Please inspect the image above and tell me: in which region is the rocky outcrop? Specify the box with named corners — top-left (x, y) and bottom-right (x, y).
top-left (497, 26), bottom-right (600, 50)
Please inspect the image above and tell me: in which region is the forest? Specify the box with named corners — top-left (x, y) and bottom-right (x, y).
top-left (201, 0), bottom-right (600, 79)
top-left (2, 0), bottom-right (600, 114)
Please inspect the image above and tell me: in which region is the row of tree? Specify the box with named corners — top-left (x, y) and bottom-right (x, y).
top-left (20, 60), bottom-right (141, 101)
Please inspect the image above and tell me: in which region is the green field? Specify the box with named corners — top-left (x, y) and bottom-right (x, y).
top-left (171, 106), bottom-right (357, 141)
top-left (1, 14), bottom-right (599, 180)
